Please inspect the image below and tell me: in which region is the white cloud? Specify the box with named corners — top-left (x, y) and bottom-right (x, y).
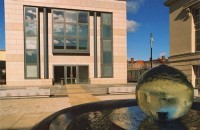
top-left (127, 20), bottom-right (139, 32)
top-left (159, 52), bottom-right (166, 57)
top-left (26, 51), bottom-right (35, 56)
top-left (27, 9), bottom-right (36, 15)
top-left (127, 0), bottom-right (144, 13)
top-left (53, 13), bottom-right (64, 22)
top-left (54, 39), bottom-right (59, 44)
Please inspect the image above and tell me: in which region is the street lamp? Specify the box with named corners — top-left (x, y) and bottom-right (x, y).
top-left (150, 33), bottom-right (153, 68)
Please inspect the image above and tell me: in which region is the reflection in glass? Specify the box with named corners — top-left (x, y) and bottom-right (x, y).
top-left (53, 10), bottom-right (64, 22)
top-left (66, 11), bottom-right (77, 23)
top-left (26, 50), bottom-right (37, 64)
top-left (26, 65), bottom-right (37, 78)
top-left (78, 25), bottom-right (88, 36)
top-left (79, 39), bottom-right (87, 50)
top-left (103, 40), bottom-right (112, 51)
top-left (53, 38), bottom-right (64, 49)
top-left (25, 21), bottom-right (37, 36)
top-left (66, 24), bottom-right (77, 36)
top-left (52, 9), bottom-right (89, 52)
top-left (26, 37), bottom-right (37, 49)
top-left (78, 12), bottom-right (88, 23)
top-left (102, 25), bottom-right (112, 38)
top-left (79, 66), bottom-right (88, 83)
top-left (103, 65), bottom-right (112, 77)
top-left (53, 23), bottom-right (64, 36)
top-left (67, 66), bottom-right (71, 78)
top-left (72, 66), bottom-right (76, 78)
top-left (103, 52), bottom-right (112, 64)
top-left (54, 66), bottom-right (64, 84)
top-left (66, 39), bottom-right (77, 49)
top-left (101, 13), bottom-right (113, 77)
top-left (102, 13), bottom-right (112, 25)
top-left (25, 7), bottom-right (37, 20)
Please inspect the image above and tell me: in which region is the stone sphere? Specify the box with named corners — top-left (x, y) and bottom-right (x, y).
top-left (136, 65), bottom-right (194, 121)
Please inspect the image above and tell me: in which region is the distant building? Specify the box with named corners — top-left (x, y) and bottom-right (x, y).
top-left (165, 0), bottom-right (200, 88)
top-left (127, 56), bottom-right (168, 82)
top-left (5, 0), bottom-right (127, 87)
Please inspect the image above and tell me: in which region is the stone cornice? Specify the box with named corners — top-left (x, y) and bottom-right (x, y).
top-left (164, 0), bottom-right (178, 6)
top-left (183, 0), bottom-right (200, 9)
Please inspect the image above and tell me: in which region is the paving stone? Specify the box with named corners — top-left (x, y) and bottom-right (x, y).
top-left (66, 85), bottom-right (99, 106)
top-left (0, 114), bottom-right (24, 129)
top-left (0, 115), bottom-right (7, 121)
top-left (0, 97), bottom-right (71, 115)
top-left (35, 112), bottom-right (53, 125)
top-left (11, 113), bottom-right (41, 129)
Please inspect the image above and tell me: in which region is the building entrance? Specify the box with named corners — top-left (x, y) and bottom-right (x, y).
top-left (54, 65), bottom-right (89, 85)
top-left (66, 66), bottom-right (77, 84)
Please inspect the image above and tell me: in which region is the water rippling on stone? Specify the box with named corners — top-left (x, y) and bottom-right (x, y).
top-left (66, 106), bottom-right (200, 130)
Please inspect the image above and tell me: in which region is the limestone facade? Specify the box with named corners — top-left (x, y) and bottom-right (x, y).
top-left (5, 0), bottom-right (127, 87)
top-left (165, 0), bottom-right (200, 88)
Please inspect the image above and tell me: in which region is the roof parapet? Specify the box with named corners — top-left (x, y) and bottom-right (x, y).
top-left (164, 0), bottom-right (178, 6)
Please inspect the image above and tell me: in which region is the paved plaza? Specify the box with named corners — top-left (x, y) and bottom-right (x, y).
top-left (0, 84), bottom-right (135, 130)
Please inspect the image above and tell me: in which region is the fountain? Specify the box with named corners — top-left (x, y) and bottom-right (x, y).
top-left (32, 65), bottom-right (200, 130)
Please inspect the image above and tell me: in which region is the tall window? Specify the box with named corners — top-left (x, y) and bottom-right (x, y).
top-left (52, 9), bottom-right (89, 54)
top-left (195, 8), bottom-right (200, 52)
top-left (24, 7), bottom-right (40, 79)
top-left (194, 66), bottom-right (200, 87)
top-left (101, 13), bottom-right (113, 77)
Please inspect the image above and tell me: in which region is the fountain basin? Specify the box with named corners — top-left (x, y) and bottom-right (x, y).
top-left (32, 99), bottom-right (200, 130)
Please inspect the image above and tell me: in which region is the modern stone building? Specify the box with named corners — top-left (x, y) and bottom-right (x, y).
top-left (165, 0), bottom-right (200, 88)
top-left (5, 0), bottom-right (127, 87)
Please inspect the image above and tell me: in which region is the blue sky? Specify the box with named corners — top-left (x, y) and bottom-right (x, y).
top-left (0, 0), bottom-right (4, 50)
top-left (127, 0), bottom-right (169, 60)
top-left (0, 0), bottom-right (169, 60)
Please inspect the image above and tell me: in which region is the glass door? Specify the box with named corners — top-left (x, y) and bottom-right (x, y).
top-left (54, 66), bottom-right (64, 85)
top-left (66, 66), bottom-right (77, 84)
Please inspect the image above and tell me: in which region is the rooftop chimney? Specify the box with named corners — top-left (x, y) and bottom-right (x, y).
top-left (131, 58), bottom-right (134, 63)
top-left (162, 56), bottom-right (166, 61)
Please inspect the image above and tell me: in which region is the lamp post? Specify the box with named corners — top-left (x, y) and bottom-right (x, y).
top-left (150, 33), bottom-right (153, 68)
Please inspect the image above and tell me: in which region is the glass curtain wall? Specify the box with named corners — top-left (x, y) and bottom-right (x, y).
top-left (24, 7), bottom-right (40, 78)
top-left (101, 13), bottom-right (113, 77)
top-left (52, 9), bottom-right (89, 53)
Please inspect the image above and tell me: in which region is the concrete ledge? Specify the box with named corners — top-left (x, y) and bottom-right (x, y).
top-left (108, 87), bottom-right (135, 94)
top-left (0, 88), bottom-right (50, 98)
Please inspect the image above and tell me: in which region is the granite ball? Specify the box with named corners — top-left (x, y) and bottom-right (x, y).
top-left (136, 65), bottom-right (194, 121)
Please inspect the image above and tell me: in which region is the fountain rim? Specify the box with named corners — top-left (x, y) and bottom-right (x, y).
top-left (31, 98), bottom-right (200, 130)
